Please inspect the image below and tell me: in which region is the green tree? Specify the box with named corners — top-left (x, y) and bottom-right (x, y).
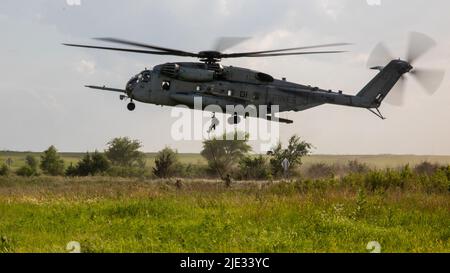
top-left (105, 137), bottom-right (145, 167)
top-left (40, 146), bottom-right (65, 176)
top-left (153, 147), bottom-right (179, 178)
top-left (268, 135), bottom-right (313, 177)
top-left (201, 131), bottom-right (251, 180)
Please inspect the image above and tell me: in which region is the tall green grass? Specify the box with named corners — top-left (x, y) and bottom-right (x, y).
top-left (0, 176), bottom-right (448, 253)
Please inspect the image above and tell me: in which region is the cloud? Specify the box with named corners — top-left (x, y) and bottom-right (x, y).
top-left (76, 59), bottom-right (96, 74)
top-left (318, 0), bottom-right (348, 20)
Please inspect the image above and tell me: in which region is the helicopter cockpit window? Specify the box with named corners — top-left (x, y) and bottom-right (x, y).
top-left (128, 75), bottom-right (138, 85)
top-left (162, 80), bottom-right (171, 91)
top-left (142, 72), bottom-right (151, 82)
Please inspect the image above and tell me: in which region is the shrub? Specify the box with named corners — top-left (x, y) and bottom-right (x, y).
top-left (25, 155), bottom-right (39, 170)
top-left (441, 165), bottom-right (450, 181)
top-left (352, 188), bottom-right (368, 219)
top-left (16, 166), bottom-right (35, 177)
top-left (414, 161), bottom-right (440, 176)
top-left (363, 170), bottom-right (385, 192)
top-left (40, 146), bottom-right (65, 176)
top-left (238, 155), bottom-right (270, 180)
top-left (17, 155), bottom-right (39, 177)
top-left (347, 160), bottom-right (370, 174)
top-left (0, 164), bottom-right (10, 176)
top-left (65, 151), bottom-right (111, 177)
top-left (65, 164), bottom-right (78, 177)
top-left (153, 147), bottom-right (179, 178)
top-left (306, 163), bottom-right (337, 179)
top-left (419, 169), bottom-right (450, 193)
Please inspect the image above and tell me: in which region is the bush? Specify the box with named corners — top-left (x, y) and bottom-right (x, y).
top-left (306, 163), bottom-right (337, 179)
top-left (65, 164), bottom-right (78, 177)
top-left (65, 151), bottom-right (111, 177)
top-left (153, 147), bottom-right (179, 178)
top-left (418, 169), bottom-right (450, 194)
top-left (0, 164), bottom-right (10, 176)
top-left (414, 161), bottom-right (440, 176)
top-left (16, 166), bottom-right (36, 177)
top-left (441, 165), bottom-right (450, 181)
top-left (347, 160), bottom-right (370, 174)
top-left (238, 155), bottom-right (270, 180)
top-left (16, 155), bottom-right (39, 177)
top-left (40, 146), bottom-right (65, 176)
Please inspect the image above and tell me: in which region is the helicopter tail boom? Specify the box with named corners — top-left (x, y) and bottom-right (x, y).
top-left (356, 60), bottom-right (412, 107)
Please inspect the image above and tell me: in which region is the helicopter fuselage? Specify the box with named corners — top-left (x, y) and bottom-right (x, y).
top-left (127, 62), bottom-right (378, 118)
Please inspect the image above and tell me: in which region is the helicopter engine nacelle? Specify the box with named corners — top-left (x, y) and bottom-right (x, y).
top-left (178, 67), bottom-right (215, 82)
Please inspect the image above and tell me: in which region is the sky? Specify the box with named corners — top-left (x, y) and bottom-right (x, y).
top-left (0, 0), bottom-right (450, 155)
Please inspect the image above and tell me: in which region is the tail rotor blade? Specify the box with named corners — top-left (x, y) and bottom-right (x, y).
top-left (385, 76), bottom-right (406, 106)
top-left (411, 68), bottom-right (445, 95)
top-left (406, 32), bottom-right (436, 64)
top-left (367, 43), bottom-right (394, 68)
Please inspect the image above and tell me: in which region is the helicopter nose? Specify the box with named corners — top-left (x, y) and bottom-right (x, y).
top-left (125, 85), bottom-right (133, 98)
top-left (126, 79), bottom-right (137, 96)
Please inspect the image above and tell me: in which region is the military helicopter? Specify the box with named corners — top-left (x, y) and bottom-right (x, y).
top-left (64, 32), bottom-right (444, 125)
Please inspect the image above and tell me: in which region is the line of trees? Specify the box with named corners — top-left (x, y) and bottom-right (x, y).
top-left (0, 133), bottom-right (314, 182)
top-left (0, 138), bottom-right (147, 178)
top-left (1, 134), bottom-right (450, 192)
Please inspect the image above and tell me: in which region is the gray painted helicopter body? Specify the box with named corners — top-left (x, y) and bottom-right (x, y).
top-left (88, 60), bottom-right (410, 123)
top-left (66, 33), bottom-right (443, 124)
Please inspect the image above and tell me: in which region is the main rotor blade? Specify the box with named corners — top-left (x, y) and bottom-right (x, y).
top-left (406, 32), bottom-right (436, 64)
top-left (367, 43), bottom-right (394, 68)
top-left (63, 43), bottom-right (195, 56)
top-left (411, 68), bottom-right (445, 95)
top-left (385, 76), bottom-right (406, 106)
top-left (224, 50), bottom-right (347, 58)
top-left (213, 37), bottom-right (251, 52)
top-left (224, 43), bottom-right (351, 58)
top-left (94, 37), bottom-right (198, 57)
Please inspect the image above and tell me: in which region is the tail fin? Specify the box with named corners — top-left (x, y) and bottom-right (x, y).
top-left (357, 60), bottom-right (412, 107)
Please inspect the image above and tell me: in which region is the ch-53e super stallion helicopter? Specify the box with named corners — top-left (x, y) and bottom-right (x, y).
top-left (64, 32), bottom-right (444, 125)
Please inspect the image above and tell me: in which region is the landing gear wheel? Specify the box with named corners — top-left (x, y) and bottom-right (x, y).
top-left (127, 102), bottom-right (136, 111)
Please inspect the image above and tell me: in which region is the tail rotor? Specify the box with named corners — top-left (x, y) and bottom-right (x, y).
top-left (367, 32), bottom-right (445, 106)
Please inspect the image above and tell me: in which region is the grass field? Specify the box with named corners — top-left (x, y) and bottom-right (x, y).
top-left (2, 151), bottom-right (450, 170)
top-left (0, 176), bottom-right (448, 253)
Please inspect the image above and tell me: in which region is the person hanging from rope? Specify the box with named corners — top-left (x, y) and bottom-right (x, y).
top-left (207, 113), bottom-right (220, 133)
